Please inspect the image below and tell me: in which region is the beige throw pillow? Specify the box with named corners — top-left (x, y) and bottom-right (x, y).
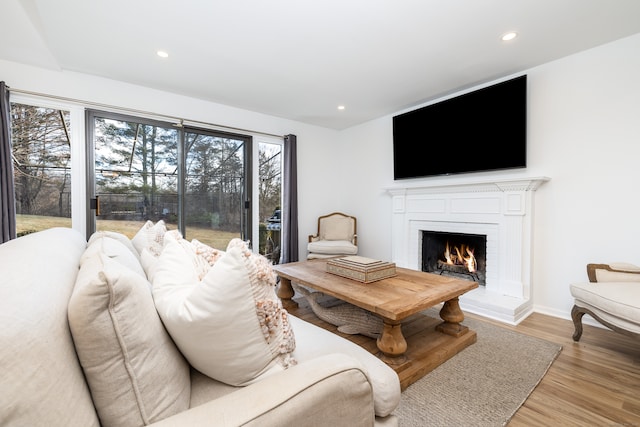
top-left (83, 233), bottom-right (146, 278)
top-left (68, 252), bottom-right (190, 427)
top-left (160, 231), bottom-right (217, 281)
top-left (152, 238), bottom-right (296, 386)
top-left (88, 230), bottom-right (140, 260)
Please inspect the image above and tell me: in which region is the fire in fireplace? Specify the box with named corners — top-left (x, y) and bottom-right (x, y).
top-left (422, 231), bottom-right (486, 286)
top-left (442, 241), bottom-right (477, 272)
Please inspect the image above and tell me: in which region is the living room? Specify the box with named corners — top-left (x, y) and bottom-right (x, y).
top-left (3, 5), bottom-right (637, 325)
top-left (2, 1), bottom-right (640, 425)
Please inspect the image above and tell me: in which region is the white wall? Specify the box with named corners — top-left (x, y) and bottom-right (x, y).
top-left (335, 32), bottom-right (640, 321)
top-left (527, 33), bottom-right (640, 318)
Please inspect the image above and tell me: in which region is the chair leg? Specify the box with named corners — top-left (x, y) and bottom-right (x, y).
top-left (571, 305), bottom-right (584, 342)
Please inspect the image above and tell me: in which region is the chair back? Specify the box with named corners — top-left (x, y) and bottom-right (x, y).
top-left (317, 212), bottom-right (357, 243)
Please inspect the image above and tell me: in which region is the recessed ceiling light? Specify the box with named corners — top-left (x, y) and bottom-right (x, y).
top-left (501, 32), bottom-right (518, 42)
top-left (157, 50), bottom-right (169, 58)
top-left (337, 105), bottom-right (346, 110)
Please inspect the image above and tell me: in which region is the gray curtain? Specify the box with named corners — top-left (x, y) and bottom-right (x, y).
top-left (0, 82), bottom-right (16, 243)
top-left (281, 134), bottom-right (298, 263)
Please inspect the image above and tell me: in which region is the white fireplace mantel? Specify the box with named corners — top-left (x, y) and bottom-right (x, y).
top-left (386, 176), bottom-right (549, 324)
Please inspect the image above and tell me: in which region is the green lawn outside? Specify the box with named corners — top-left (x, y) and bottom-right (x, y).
top-left (17, 214), bottom-right (240, 250)
top-left (17, 215), bottom-right (72, 235)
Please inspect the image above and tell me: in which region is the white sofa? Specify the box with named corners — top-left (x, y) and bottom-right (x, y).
top-left (0, 227), bottom-right (400, 427)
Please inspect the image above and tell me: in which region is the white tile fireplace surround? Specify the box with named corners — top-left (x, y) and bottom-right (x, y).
top-left (386, 176), bottom-right (549, 324)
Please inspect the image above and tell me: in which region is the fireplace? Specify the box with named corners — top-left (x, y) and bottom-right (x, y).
top-left (386, 176), bottom-right (549, 324)
top-left (422, 231), bottom-right (486, 286)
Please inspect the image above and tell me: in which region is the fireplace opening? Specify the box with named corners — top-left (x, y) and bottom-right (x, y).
top-left (422, 231), bottom-right (487, 286)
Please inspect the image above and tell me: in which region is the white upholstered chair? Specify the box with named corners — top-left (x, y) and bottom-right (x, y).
top-left (570, 262), bottom-right (640, 341)
top-left (307, 212), bottom-right (358, 260)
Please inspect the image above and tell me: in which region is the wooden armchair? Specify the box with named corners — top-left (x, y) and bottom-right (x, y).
top-left (307, 212), bottom-right (358, 259)
top-left (570, 262), bottom-right (640, 341)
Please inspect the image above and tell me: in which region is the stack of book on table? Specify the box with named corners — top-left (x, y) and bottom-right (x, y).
top-left (326, 256), bottom-right (397, 283)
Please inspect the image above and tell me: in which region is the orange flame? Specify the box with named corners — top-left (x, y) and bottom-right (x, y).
top-left (443, 241), bottom-right (477, 272)
top-left (444, 242), bottom-right (453, 264)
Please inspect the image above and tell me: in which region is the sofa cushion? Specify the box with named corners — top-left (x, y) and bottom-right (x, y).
top-left (288, 315), bottom-right (401, 418)
top-left (189, 369), bottom-right (240, 408)
top-left (152, 238), bottom-right (297, 387)
top-left (0, 228), bottom-right (100, 427)
top-left (68, 251), bottom-right (191, 427)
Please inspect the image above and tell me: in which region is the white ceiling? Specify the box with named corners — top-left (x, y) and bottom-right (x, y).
top-left (2, 0), bottom-right (640, 130)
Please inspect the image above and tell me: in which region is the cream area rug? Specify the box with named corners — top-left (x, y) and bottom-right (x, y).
top-left (395, 308), bottom-right (562, 427)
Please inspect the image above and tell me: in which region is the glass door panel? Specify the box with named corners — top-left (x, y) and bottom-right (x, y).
top-left (91, 113), bottom-right (179, 238)
top-left (258, 141), bottom-right (282, 263)
top-left (184, 129), bottom-right (249, 249)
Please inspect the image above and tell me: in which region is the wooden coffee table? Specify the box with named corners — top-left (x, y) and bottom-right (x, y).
top-left (273, 258), bottom-right (478, 389)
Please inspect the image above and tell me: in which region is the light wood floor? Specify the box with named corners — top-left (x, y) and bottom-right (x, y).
top-left (288, 300), bottom-right (640, 426)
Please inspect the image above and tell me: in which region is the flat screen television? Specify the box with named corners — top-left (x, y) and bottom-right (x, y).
top-left (393, 75), bottom-right (527, 180)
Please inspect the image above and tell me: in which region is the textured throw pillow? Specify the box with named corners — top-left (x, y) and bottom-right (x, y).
top-left (191, 238), bottom-right (224, 280)
top-left (68, 252), bottom-right (191, 427)
top-left (131, 220), bottom-right (167, 257)
top-left (132, 221), bottom-right (171, 278)
top-left (152, 238), bottom-right (296, 386)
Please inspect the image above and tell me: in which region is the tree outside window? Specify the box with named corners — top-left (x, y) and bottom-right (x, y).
top-left (10, 103), bottom-right (71, 236)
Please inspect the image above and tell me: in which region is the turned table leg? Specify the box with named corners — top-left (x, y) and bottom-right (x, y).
top-left (276, 276), bottom-right (298, 310)
top-left (436, 297), bottom-right (469, 337)
top-left (376, 320), bottom-right (408, 365)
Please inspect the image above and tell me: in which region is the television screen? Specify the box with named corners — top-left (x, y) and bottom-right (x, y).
top-left (393, 75), bottom-right (527, 179)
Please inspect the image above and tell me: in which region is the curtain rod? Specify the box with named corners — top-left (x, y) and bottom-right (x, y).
top-left (8, 87), bottom-right (284, 139)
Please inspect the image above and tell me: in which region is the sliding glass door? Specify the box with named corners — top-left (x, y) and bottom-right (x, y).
top-left (87, 110), bottom-right (250, 249)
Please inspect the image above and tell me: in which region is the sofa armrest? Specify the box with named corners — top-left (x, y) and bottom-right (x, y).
top-left (587, 263), bottom-right (640, 282)
top-left (149, 354), bottom-right (375, 427)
